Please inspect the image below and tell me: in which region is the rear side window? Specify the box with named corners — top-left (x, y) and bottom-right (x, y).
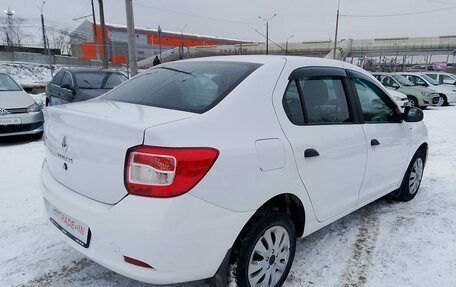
top-left (283, 75), bottom-right (352, 125)
top-left (299, 77), bottom-right (351, 124)
top-left (283, 81), bottom-right (305, 125)
top-left (52, 71), bottom-right (64, 86)
top-left (102, 61), bottom-right (261, 113)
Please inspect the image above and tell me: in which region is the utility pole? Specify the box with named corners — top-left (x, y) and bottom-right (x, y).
top-left (98, 0), bottom-right (108, 68)
top-left (259, 14), bottom-right (277, 55)
top-left (333, 0), bottom-right (341, 59)
top-left (39, 2), bottom-right (47, 52)
top-left (125, 0), bottom-right (137, 76)
top-left (91, 0), bottom-right (98, 59)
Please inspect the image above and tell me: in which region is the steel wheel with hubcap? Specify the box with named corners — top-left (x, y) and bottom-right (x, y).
top-left (392, 150), bottom-right (426, 202)
top-left (231, 212), bottom-right (296, 287)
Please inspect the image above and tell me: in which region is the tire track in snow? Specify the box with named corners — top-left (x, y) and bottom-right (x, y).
top-left (339, 207), bottom-right (380, 287)
top-left (19, 258), bottom-right (91, 287)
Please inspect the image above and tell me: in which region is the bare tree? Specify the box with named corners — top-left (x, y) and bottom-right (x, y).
top-left (0, 14), bottom-right (30, 48)
top-left (48, 28), bottom-right (71, 54)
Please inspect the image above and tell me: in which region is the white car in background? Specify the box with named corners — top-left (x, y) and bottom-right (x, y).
top-left (41, 56), bottom-right (428, 287)
top-left (400, 72), bottom-right (456, 106)
top-left (0, 72), bottom-right (44, 137)
top-left (424, 72), bottom-right (456, 86)
top-left (386, 88), bottom-right (409, 110)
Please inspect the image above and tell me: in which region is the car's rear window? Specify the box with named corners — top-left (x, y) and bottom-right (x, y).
top-left (101, 61), bottom-right (261, 113)
top-left (75, 72), bottom-right (127, 89)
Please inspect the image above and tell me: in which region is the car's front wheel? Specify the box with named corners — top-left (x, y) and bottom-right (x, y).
top-left (231, 212), bottom-right (296, 287)
top-left (393, 150), bottom-right (425, 202)
top-left (407, 96), bottom-right (418, 108)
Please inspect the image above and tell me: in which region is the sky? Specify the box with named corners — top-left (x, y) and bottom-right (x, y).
top-left (1, 0), bottom-right (456, 45)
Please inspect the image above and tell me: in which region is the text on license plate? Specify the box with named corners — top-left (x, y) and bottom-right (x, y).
top-left (50, 207), bottom-right (91, 248)
top-left (0, 118), bottom-right (21, 125)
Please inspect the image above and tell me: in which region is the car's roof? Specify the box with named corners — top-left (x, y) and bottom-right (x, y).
top-left (423, 71), bottom-right (454, 75)
top-left (181, 55), bottom-right (345, 66)
top-left (63, 67), bottom-right (124, 73)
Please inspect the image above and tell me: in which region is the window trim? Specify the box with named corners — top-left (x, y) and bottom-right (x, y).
top-left (282, 67), bottom-right (362, 126)
top-left (347, 70), bottom-right (403, 125)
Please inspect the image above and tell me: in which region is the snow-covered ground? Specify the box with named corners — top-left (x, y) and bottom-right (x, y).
top-left (1, 106), bottom-right (455, 287)
top-left (0, 62), bottom-right (61, 86)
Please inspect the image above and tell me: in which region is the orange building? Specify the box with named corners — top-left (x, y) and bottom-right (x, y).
top-left (69, 20), bottom-right (250, 64)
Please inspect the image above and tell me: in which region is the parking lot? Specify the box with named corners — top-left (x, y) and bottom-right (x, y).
top-left (1, 105), bottom-right (455, 287)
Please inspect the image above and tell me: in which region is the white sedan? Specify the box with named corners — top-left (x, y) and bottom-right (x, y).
top-left (41, 56), bottom-right (428, 287)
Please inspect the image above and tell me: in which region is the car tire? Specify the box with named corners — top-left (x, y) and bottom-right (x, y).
top-left (393, 150), bottom-right (425, 202)
top-left (407, 96), bottom-right (418, 108)
top-left (439, 94), bottom-right (448, 106)
top-left (230, 211), bottom-right (296, 287)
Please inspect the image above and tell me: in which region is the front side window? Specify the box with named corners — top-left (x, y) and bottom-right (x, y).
top-left (352, 77), bottom-right (397, 123)
top-left (102, 61), bottom-right (260, 113)
top-left (406, 75), bottom-right (428, 86)
top-left (0, 74), bottom-right (21, 91)
top-left (75, 72), bottom-right (127, 89)
top-left (426, 74), bottom-right (437, 80)
top-left (299, 77), bottom-right (351, 124)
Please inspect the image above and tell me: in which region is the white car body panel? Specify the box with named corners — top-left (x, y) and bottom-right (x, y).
top-left (41, 56), bottom-right (429, 285)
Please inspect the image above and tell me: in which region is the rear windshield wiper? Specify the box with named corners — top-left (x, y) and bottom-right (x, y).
top-left (158, 67), bottom-right (195, 77)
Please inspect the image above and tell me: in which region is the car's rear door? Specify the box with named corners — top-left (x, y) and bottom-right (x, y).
top-left (348, 70), bottom-right (409, 203)
top-left (276, 67), bottom-right (367, 222)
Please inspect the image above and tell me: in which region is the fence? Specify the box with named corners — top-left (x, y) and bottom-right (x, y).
top-left (0, 51), bottom-right (118, 67)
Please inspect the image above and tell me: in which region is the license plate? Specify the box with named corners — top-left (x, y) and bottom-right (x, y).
top-left (50, 206), bottom-right (91, 248)
top-left (0, 118), bottom-right (21, 125)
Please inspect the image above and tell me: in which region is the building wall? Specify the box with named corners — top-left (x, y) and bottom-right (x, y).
top-left (70, 21), bottom-right (248, 65)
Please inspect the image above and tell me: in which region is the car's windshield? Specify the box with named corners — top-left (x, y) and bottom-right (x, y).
top-left (101, 61), bottom-right (261, 113)
top-left (0, 74), bottom-right (22, 91)
top-left (75, 71), bottom-right (127, 89)
top-left (392, 75), bottom-right (414, 86)
top-left (421, 74), bottom-right (440, 85)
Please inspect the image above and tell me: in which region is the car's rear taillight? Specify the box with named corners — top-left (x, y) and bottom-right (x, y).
top-left (125, 146), bottom-right (219, 198)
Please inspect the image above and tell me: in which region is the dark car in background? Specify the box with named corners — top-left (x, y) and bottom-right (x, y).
top-left (45, 68), bottom-right (128, 106)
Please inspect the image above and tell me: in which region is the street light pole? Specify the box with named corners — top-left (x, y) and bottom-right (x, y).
top-left (259, 13), bottom-right (277, 55)
top-left (286, 35), bottom-right (294, 55)
top-left (91, 0), bottom-right (98, 59)
top-left (177, 24), bottom-right (188, 59)
top-left (158, 25), bottom-right (162, 61)
top-left (333, 0), bottom-right (341, 59)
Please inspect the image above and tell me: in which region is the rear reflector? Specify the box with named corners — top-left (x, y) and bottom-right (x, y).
top-left (125, 146), bottom-right (219, 198)
top-left (123, 256), bottom-right (154, 269)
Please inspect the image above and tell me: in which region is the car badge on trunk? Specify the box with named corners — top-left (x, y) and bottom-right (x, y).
top-left (61, 136), bottom-right (68, 152)
top-left (0, 107), bottom-right (10, 116)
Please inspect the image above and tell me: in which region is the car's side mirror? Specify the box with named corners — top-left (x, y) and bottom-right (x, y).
top-left (403, 106), bottom-right (424, 122)
top-left (392, 82), bottom-right (400, 89)
top-left (419, 82), bottom-right (428, 87)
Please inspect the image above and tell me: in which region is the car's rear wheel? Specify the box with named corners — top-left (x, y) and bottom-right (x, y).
top-left (231, 212), bottom-right (296, 287)
top-left (393, 150), bottom-right (425, 202)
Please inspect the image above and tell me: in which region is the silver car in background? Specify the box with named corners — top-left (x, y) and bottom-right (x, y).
top-left (0, 73), bottom-right (43, 138)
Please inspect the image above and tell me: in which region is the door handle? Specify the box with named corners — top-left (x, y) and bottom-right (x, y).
top-left (371, 139), bottom-right (380, 146)
top-left (304, 148), bottom-right (320, 158)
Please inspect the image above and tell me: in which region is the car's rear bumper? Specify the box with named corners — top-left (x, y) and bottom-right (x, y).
top-left (41, 161), bottom-right (253, 284)
top-left (0, 111), bottom-right (43, 137)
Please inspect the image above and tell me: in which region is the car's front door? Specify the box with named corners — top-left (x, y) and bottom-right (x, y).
top-left (348, 71), bottom-right (409, 203)
top-left (277, 67), bottom-right (367, 222)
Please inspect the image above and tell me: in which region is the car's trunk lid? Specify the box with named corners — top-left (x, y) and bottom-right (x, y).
top-left (44, 100), bottom-right (192, 204)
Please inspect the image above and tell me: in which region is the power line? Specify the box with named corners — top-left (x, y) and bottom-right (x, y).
top-left (341, 6), bottom-right (456, 17)
top-left (112, 0), bottom-right (259, 26)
